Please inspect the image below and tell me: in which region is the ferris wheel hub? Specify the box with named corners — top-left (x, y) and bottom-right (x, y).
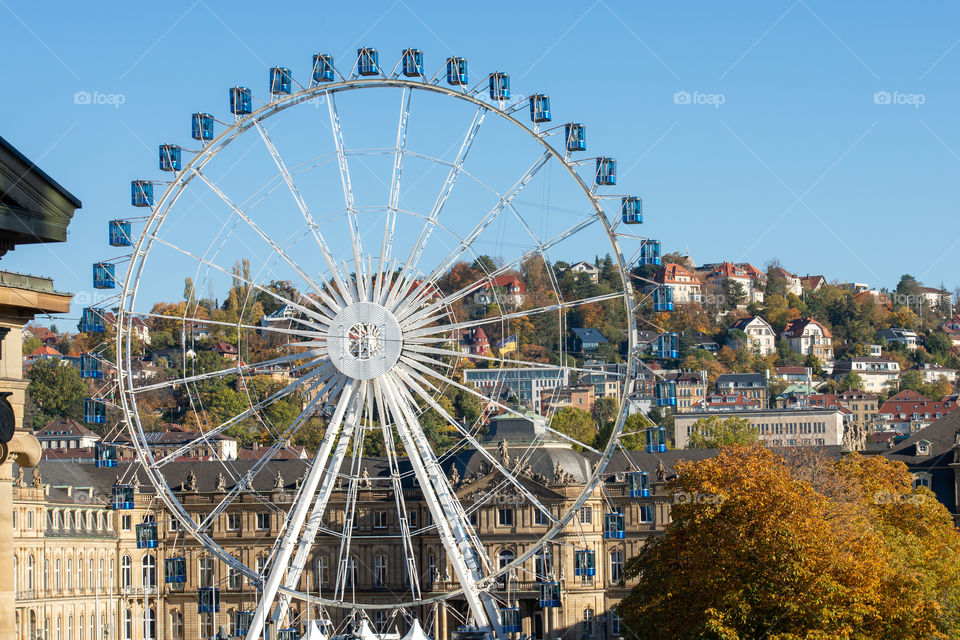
top-left (325, 301), bottom-right (403, 380)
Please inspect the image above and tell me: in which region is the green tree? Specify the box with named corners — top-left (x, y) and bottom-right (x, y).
top-left (453, 389), bottom-right (482, 425)
top-left (591, 396), bottom-right (618, 429)
top-left (840, 371), bottom-right (865, 392)
top-left (25, 359), bottom-right (88, 429)
top-left (22, 336), bottom-right (41, 356)
top-left (686, 415), bottom-right (758, 448)
top-left (550, 407), bottom-right (596, 450)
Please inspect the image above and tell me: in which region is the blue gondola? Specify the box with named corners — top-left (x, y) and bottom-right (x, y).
top-left (564, 123), bottom-right (586, 152)
top-left (628, 471), bottom-right (650, 498)
top-left (159, 144), bottom-right (181, 172)
top-left (165, 557), bottom-right (187, 584)
top-left (655, 380), bottom-right (677, 408)
top-left (596, 157), bottom-right (617, 186)
top-left (192, 113), bottom-right (214, 141)
top-left (402, 48), bottom-right (424, 77)
top-left (538, 581), bottom-right (561, 608)
top-left (80, 354), bottom-right (102, 379)
top-left (93, 263), bottom-right (116, 290)
top-left (357, 48), bottom-right (379, 76)
top-left (270, 67), bottom-right (293, 95)
top-left (109, 219), bottom-right (132, 247)
top-left (489, 72), bottom-right (510, 101)
top-left (79, 307), bottom-right (105, 333)
top-left (653, 286), bottom-right (674, 312)
top-left (84, 398), bottom-right (107, 423)
top-left (529, 94), bottom-right (551, 123)
top-left (312, 54), bottom-right (335, 83)
top-left (640, 240), bottom-right (661, 266)
top-left (645, 425), bottom-right (668, 453)
top-left (604, 512), bottom-right (625, 539)
top-left (131, 180), bottom-right (153, 207)
top-left (230, 87), bottom-right (253, 115)
top-left (446, 57), bottom-right (468, 85)
top-left (94, 443), bottom-right (117, 468)
top-left (136, 522), bottom-right (158, 549)
top-left (574, 549), bottom-right (596, 576)
top-left (277, 630), bottom-right (301, 640)
top-left (657, 332), bottom-right (679, 359)
top-left (198, 587), bottom-right (220, 613)
top-left (112, 484), bottom-right (134, 510)
top-left (621, 196), bottom-right (643, 224)
top-left (234, 611), bottom-right (254, 636)
top-left (501, 607), bottom-right (521, 633)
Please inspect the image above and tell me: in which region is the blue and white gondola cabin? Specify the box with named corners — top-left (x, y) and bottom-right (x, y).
top-left (230, 87), bottom-right (253, 115)
top-left (312, 54), bottom-right (335, 83)
top-left (564, 123), bottom-right (586, 152)
top-left (640, 240), bottom-right (661, 266)
top-left (501, 607), bottom-right (521, 633)
top-left (165, 557), bottom-right (187, 583)
top-left (270, 67), bottom-right (293, 95)
top-left (489, 72), bottom-right (510, 101)
top-left (655, 380), bottom-right (677, 408)
top-left (92, 263), bottom-right (116, 290)
top-left (235, 611), bottom-right (254, 635)
top-left (136, 521), bottom-right (158, 549)
top-left (158, 144), bottom-right (181, 172)
top-left (657, 332), bottom-right (679, 359)
top-left (131, 180), bottom-right (153, 207)
top-left (621, 196), bottom-right (643, 224)
top-left (646, 425), bottom-right (668, 453)
top-left (446, 57), bottom-right (468, 85)
top-left (357, 48), bottom-right (379, 76)
top-left (112, 484), bottom-right (134, 510)
top-left (277, 629), bottom-right (301, 640)
top-left (628, 471), bottom-right (650, 498)
top-left (653, 285), bottom-right (674, 311)
top-left (94, 443), bottom-right (117, 468)
top-left (604, 511), bottom-right (625, 539)
top-left (80, 307), bottom-right (105, 333)
top-left (84, 398), bottom-right (107, 424)
top-left (596, 157), bottom-right (617, 186)
top-left (198, 587), bottom-right (220, 613)
top-left (529, 94), bottom-right (551, 123)
top-left (192, 113), bottom-right (215, 141)
top-left (574, 549), bottom-right (596, 576)
top-left (109, 220), bottom-right (132, 247)
top-left (402, 49), bottom-right (424, 77)
top-left (80, 354), bottom-right (102, 378)
top-left (538, 582), bottom-right (561, 608)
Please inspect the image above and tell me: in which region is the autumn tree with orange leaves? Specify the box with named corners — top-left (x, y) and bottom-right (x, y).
top-left (619, 446), bottom-right (960, 640)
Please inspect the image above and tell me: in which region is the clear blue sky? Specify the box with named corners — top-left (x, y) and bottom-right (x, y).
top-left (2, 0), bottom-right (958, 325)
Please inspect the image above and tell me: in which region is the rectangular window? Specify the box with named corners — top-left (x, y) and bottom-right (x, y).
top-left (534, 507), bottom-right (550, 526)
top-left (609, 551), bottom-right (624, 583)
top-left (227, 513), bottom-right (241, 531)
top-left (408, 510), bottom-right (418, 528)
top-left (121, 515), bottom-right (131, 531)
top-left (374, 511), bottom-right (388, 529)
top-left (256, 513), bottom-right (270, 530)
top-left (497, 508), bottom-right (514, 527)
top-left (469, 510), bottom-right (478, 527)
top-left (639, 505), bottom-right (654, 523)
top-left (198, 558), bottom-right (214, 587)
top-left (579, 506), bottom-right (593, 524)
top-left (12, 510), bottom-right (17, 529)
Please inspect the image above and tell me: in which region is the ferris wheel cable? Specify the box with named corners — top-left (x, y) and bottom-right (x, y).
top-left (188, 168), bottom-right (345, 317)
top-left (252, 120), bottom-right (354, 309)
top-left (128, 310), bottom-right (321, 345)
top-left (393, 366), bottom-right (558, 525)
top-left (402, 343), bottom-right (623, 380)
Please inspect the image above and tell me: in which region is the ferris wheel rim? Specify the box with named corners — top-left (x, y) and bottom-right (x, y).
top-left (114, 71), bottom-right (639, 612)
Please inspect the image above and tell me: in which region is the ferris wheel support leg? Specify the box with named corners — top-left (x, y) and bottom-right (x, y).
top-left (245, 380), bottom-right (358, 640)
top-left (378, 376), bottom-right (504, 639)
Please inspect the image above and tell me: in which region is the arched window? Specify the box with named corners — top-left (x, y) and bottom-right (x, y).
top-left (27, 554), bottom-right (34, 590)
top-left (67, 615), bottom-right (73, 640)
top-left (169, 610), bottom-right (183, 639)
top-left (54, 558), bottom-right (61, 590)
top-left (66, 557), bottom-right (73, 590)
top-left (345, 556), bottom-right (357, 588)
top-left (121, 555), bottom-right (132, 588)
top-left (142, 555), bottom-right (157, 588)
top-left (582, 608), bottom-right (594, 640)
top-left (497, 549), bottom-right (515, 586)
top-left (79, 615), bottom-right (84, 640)
top-left (535, 546), bottom-right (553, 579)
top-left (88, 557), bottom-right (94, 590)
top-left (143, 608), bottom-right (156, 640)
top-left (99, 558), bottom-right (104, 589)
top-left (374, 554), bottom-right (388, 587)
top-left (56, 615), bottom-right (62, 640)
top-left (13, 555), bottom-right (18, 591)
top-left (29, 611), bottom-right (36, 638)
top-left (124, 609), bottom-right (132, 640)
top-left (77, 555), bottom-right (83, 590)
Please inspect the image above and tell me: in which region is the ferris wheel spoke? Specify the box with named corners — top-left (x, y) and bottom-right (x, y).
top-left (249, 380), bottom-right (361, 639)
top-left (395, 150), bottom-right (552, 319)
top-left (190, 168), bottom-right (346, 315)
top-left (377, 374), bottom-right (498, 628)
top-left (374, 88), bottom-right (412, 305)
top-left (405, 290), bottom-right (624, 338)
top-left (404, 343), bottom-right (624, 379)
top-left (134, 310), bottom-right (323, 343)
top-left (333, 387), bottom-right (371, 603)
top-left (326, 94), bottom-right (365, 298)
top-left (253, 119), bottom-right (353, 307)
top-left (386, 106), bottom-right (487, 310)
top-left (393, 367), bottom-right (558, 525)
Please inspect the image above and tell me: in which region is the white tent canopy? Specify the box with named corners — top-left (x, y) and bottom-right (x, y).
top-left (400, 619), bottom-right (432, 640)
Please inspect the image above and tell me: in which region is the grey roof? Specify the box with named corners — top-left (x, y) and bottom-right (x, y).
top-left (716, 373), bottom-right (766, 388)
top-left (880, 409), bottom-right (960, 464)
top-left (571, 327), bottom-right (608, 344)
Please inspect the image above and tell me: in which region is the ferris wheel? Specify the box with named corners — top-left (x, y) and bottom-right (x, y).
top-left (83, 47), bottom-right (655, 640)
